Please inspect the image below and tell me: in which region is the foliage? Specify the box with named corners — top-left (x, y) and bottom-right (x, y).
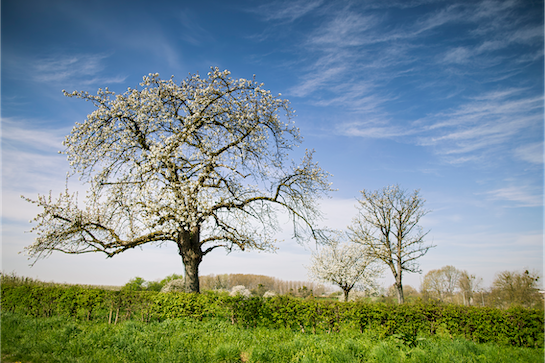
top-left (457, 270), bottom-right (483, 306)
top-left (160, 273), bottom-right (184, 286)
top-left (490, 270), bottom-right (542, 309)
top-left (421, 265), bottom-right (462, 302)
top-left (144, 280), bottom-right (164, 292)
top-left (2, 311), bottom-right (543, 363)
top-left (251, 283), bottom-right (268, 297)
top-left (160, 279), bottom-right (187, 293)
top-left (121, 276), bottom-right (146, 291)
top-left (1, 274), bottom-right (543, 349)
top-left (349, 184), bottom-right (434, 304)
top-left (308, 239), bottom-right (382, 302)
top-left (23, 68), bottom-right (332, 293)
top-left (379, 285), bottom-right (421, 304)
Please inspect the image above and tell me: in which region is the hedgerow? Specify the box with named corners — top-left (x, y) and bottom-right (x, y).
top-left (1, 283), bottom-right (542, 348)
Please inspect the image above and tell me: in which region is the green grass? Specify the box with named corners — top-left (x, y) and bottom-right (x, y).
top-left (1, 311), bottom-right (543, 363)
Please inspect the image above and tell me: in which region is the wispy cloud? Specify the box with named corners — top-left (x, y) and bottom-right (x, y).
top-left (485, 185), bottom-right (543, 207)
top-left (440, 23), bottom-right (543, 65)
top-left (31, 53), bottom-right (126, 86)
top-left (442, 47), bottom-right (472, 64)
top-left (289, 66), bottom-right (346, 97)
top-left (419, 89), bottom-right (542, 146)
top-left (254, 0), bottom-right (324, 23)
top-left (255, 0), bottom-right (541, 170)
top-left (514, 142), bottom-right (544, 165)
top-left (336, 86), bottom-right (543, 165)
top-left (2, 118), bottom-right (70, 192)
top-left (34, 54), bottom-right (104, 82)
top-left (3, 51), bottom-right (129, 91)
top-left (308, 12), bottom-right (379, 46)
top-left (178, 10), bottom-right (215, 45)
top-left (2, 117), bottom-right (67, 151)
top-left (339, 122), bottom-right (415, 138)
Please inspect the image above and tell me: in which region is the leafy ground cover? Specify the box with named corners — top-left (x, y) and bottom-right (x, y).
top-left (3, 282), bottom-right (542, 348)
top-left (2, 311), bottom-right (542, 363)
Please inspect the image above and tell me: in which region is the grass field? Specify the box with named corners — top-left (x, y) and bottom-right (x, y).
top-left (1, 311), bottom-right (543, 363)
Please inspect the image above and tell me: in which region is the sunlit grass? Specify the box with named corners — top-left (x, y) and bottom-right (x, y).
top-left (1, 311), bottom-right (542, 362)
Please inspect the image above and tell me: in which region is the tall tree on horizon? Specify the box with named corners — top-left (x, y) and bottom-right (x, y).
top-left (349, 185), bottom-right (434, 304)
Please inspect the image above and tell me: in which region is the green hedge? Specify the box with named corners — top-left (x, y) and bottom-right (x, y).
top-left (1, 284), bottom-right (542, 348)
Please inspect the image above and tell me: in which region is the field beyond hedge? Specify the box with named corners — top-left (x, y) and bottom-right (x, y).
top-left (1, 281), bottom-right (543, 351)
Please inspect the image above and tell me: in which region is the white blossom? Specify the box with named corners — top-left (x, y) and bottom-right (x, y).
top-left (308, 235), bottom-right (382, 302)
top-left (160, 279), bottom-right (186, 293)
top-left (24, 68), bottom-right (333, 293)
top-left (230, 285), bottom-right (251, 298)
top-left (263, 290), bottom-right (277, 298)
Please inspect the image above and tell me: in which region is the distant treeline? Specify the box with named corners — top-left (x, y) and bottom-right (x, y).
top-left (115, 272), bottom-right (331, 297)
top-left (1, 272), bottom-right (330, 297)
top-left (199, 273), bottom-right (329, 296)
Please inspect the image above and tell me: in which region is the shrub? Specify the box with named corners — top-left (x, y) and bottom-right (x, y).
top-left (229, 285), bottom-right (251, 298)
top-left (160, 279), bottom-right (186, 293)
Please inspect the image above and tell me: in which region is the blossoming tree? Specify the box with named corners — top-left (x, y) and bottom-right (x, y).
top-left (308, 238), bottom-right (382, 302)
top-left (24, 68), bottom-right (332, 293)
top-left (348, 185), bottom-right (433, 304)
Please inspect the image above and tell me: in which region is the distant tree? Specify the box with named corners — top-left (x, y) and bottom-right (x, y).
top-left (308, 238), bottom-right (382, 302)
top-left (24, 68), bottom-right (332, 293)
top-left (349, 185), bottom-right (433, 304)
top-left (421, 265), bottom-right (461, 302)
top-left (122, 277), bottom-right (146, 291)
top-left (381, 284), bottom-right (420, 304)
top-left (457, 270), bottom-right (482, 306)
top-left (200, 274), bottom-right (230, 291)
top-left (145, 280), bottom-right (164, 292)
top-left (297, 286), bottom-right (313, 298)
top-left (160, 273), bottom-right (185, 286)
top-left (251, 283), bottom-right (268, 297)
top-left (490, 269), bottom-right (542, 309)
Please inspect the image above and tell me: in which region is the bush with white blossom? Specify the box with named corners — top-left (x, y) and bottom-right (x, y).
top-left (230, 285), bottom-right (251, 298)
top-left (160, 279), bottom-right (186, 293)
top-left (263, 290), bottom-right (277, 298)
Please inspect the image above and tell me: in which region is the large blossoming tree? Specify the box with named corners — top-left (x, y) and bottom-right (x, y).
top-left (24, 68), bottom-right (332, 293)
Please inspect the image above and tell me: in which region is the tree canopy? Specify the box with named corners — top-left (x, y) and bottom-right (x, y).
top-left (421, 265), bottom-right (462, 302)
top-left (490, 269), bottom-right (542, 309)
top-left (24, 68), bottom-right (332, 292)
top-left (308, 238), bottom-right (382, 302)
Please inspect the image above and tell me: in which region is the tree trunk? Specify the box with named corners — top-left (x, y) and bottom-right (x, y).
top-left (177, 227), bottom-right (203, 293)
top-left (342, 288), bottom-right (350, 302)
top-left (395, 273), bottom-right (404, 304)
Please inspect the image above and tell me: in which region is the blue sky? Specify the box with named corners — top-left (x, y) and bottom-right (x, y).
top-left (2, 0), bottom-right (543, 290)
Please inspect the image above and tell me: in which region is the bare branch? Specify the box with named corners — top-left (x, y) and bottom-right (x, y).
top-left (25, 68), bottom-right (332, 293)
top-left (348, 184), bottom-right (434, 303)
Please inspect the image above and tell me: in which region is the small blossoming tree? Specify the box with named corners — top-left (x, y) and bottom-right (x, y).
top-left (23, 68), bottom-right (332, 293)
top-left (308, 238), bottom-right (382, 302)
